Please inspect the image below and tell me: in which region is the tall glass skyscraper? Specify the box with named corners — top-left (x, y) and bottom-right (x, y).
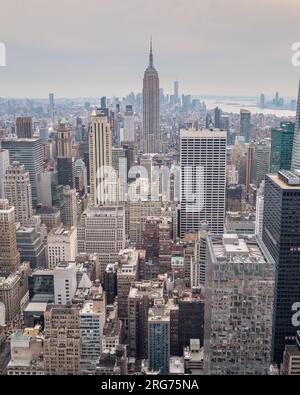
top-left (270, 122), bottom-right (295, 173)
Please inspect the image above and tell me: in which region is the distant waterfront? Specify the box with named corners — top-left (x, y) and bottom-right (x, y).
top-left (198, 97), bottom-right (296, 117)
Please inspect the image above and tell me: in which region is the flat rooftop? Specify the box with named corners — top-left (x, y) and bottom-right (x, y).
top-left (268, 172), bottom-right (300, 190)
top-left (2, 137), bottom-right (40, 143)
top-left (148, 306), bottom-right (170, 322)
top-left (84, 205), bottom-right (124, 217)
top-left (129, 281), bottom-right (164, 299)
top-left (32, 269), bottom-right (53, 276)
top-left (103, 320), bottom-right (121, 337)
top-left (180, 128), bottom-right (227, 139)
top-left (169, 357), bottom-right (185, 374)
top-left (80, 301), bottom-right (104, 315)
top-left (118, 249), bottom-right (139, 269)
top-left (209, 234), bottom-right (270, 264)
top-left (24, 302), bottom-right (48, 313)
top-left (16, 227), bottom-right (35, 233)
top-left (48, 226), bottom-right (75, 236)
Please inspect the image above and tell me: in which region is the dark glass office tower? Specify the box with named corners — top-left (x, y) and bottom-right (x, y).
top-left (214, 107), bottom-right (222, 129)
top-left (262, 170), bottom-right (300, 365)
top-left (240, 109), bottom-right (251, 142)
top-left (178, 289), bottom-right (205, 353)
top-left (270, 122), bottom-right (295, 173)
top-left (57, 157), bottom-right (75, 188)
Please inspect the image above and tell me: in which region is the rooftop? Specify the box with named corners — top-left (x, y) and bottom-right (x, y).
top-left (103, 319), bottom-right (121, 338)
top-left (2, 137), bottom-right (40, 143)
top-left (129, 280), bottom-right (164, 299)
top-left (208, 234), bottom-right (273, 265)
top-left (180, 128), bottom-right (227, 139)
top-left (268, 170), bottom-right (300, 190)
top-left (53, 261), bottom-right (76, 271)
top-left (0, 274), bottom-right (19, 288)
top-left (148, 305), bottom-right (170, 322)
top-left (24, 302), bottom-right (48, 313)
top-left (169, 357), bottom-right (185, 374)
top-left (80, 300), bottom-right (104, 315)
top-left (48, 226), bottom-right (76, 237)
top-left (84, 205), bottom-right (124, 217)
top-left (118, 249), bottom-right (139, 271)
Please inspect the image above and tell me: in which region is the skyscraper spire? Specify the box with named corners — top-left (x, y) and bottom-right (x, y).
top-left (149, 36), bottom-right (153, 68)
top-left (143, 37), bottom-right (160, 153)
top-left (291, 78), bottom-right (300, 169)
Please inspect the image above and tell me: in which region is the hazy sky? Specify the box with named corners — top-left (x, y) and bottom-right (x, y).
top-left (1, 0), bottom-right (300, 98)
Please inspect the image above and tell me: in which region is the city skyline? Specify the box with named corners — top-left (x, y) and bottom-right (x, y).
top-left (1, 0), bottom-right (300, 378)
top-left (0, 0), bottom-right (300, 98)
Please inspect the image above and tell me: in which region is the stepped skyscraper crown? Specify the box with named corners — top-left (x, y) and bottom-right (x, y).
top-left (143, 39), bottom-right (160, 154)
top-left (291, 79), bottom-right (300, 169)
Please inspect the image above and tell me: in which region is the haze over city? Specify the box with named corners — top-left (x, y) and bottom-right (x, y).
top-left (1, 0), bottom-right (300, 381)
top-left (1, 0), bottom-right (300, 97)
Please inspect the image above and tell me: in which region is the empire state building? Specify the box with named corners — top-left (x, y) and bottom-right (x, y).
top-left (292, 79), bottom-right (300, 169)
top-left (142, 40), bottom-right (160, 154)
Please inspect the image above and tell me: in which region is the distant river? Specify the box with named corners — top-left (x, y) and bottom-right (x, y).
top-left (200, 98), bottom-right (296, 117)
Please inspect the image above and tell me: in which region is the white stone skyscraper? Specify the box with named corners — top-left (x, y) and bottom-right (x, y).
top-left (89, 109), bottom-right (115, 206)
top-left (174, 80), bottom-right (179, 102)
top-left (4, 161), bottom-right (33, 226)
top-left (77, 205), bottom-right (126, 281)
top-left (142, 39), bottom-right (160, 154)
top-left (0, 199), bottom-right (20, 275)
top-left (0, 149), bottom-right (9, 199)
top-left (180, 128), bottom-right (226, 238)
top-left (47, 226), bottom-right (78, 269)
top-left (291, 79), bottom-right (300, 169)
top-left (123, 105), bottom-right (135, 142)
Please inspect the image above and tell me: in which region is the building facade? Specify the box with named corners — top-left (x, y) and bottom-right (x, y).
top-left (270, 122), bottom-right (295, 173)
top-left (291, 79), bottom-right (300, 169)
top-left (0, 149), bottom-right (9, 199)
top-left (77, 205), bottom-right (126, 280)
top-left (4, 161), bottom-right (33, 226)
top-left (44, 305), bottom-right (81, 375)
top-left (0, 199), bottom-right (20, 275)
top-left (89, 109), bottom-right (113, 206)
top-left (1, 138), bottom-right (44, 207)
top-left (204, 234), bottom-right (275, 375)
top-left (262, 171), bottom-right (300, 365)
top-left (16, 117), bottom-right (33, 139)
top-left (180, 128), bottom-right (226, 237)
top-left (142, 41), bottom-right (160, 154)
top-left (47, 226), bottom-right (77, 269)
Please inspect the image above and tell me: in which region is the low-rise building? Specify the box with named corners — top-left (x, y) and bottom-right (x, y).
top-left (7, 330), bottom-right (44, 375)
top-left (47, 226), bottom-right (77, 269)
top-left (184, 339), bottom-right (204, 375)
top-left (281, 332), bottom-right (300, 375)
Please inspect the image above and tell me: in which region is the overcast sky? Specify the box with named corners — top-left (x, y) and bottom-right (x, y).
top-left (0, 0), bottom-right (300, 98)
